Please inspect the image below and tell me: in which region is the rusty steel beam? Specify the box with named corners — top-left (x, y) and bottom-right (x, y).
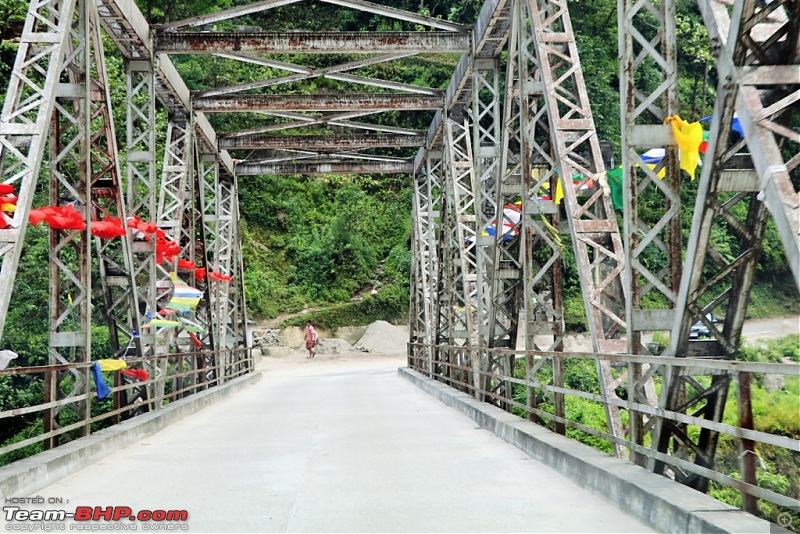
top-left (156, 31), bottom-right (470, 54)
top-left (220, 133), bottom-right (426, 150)
top-left (236, 160), bottom-right (413, 175)
top-left (194, 94), bottom-right (443, 112)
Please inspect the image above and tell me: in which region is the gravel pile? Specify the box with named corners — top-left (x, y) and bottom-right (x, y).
top-left (354, 321), bottom-right (408, 354)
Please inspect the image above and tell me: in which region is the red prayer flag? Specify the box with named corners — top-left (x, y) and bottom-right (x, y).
top-left (208, 271), bottom-right (233, 282)
top-left (188, 332), bottom-right (203, 350)
top-left (178, 259), bottom-right (196, 270)
top-left (90, 217), bottom-right (127, 239)
top-left (120, 368), bottom-right (149, 381)
top-left (29, 205), bottom-right (85, 230)
top-left (194, 268), bottom-right (207, 281)
top-left (0, 184), bottom-right (14, 194)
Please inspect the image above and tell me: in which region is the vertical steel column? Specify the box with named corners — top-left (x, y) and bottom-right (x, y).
top-left (653, 0), bottom-right (799, 493)
top-left (471, 58), bottom-right (501, 346)
top-left (198, 154), bottom-right (221, 378)
top-left (507, 0), bottom-right (567, 431)
top-left (152, 117), bottom-right (193, 401)
top-left (0, 0), bottom-right (78, 343)
top-left (227, 174), bottom-right (250, 372)
top-left (156, 118), bottom-right (192, 322)
top-left (619, 0), bottom-right (680, 465)
top-left (425, 150), bottom-right (451, 378)
top-left (410, 158), bottom-right (440, 374)
top-left (89, 16), bottom-right (142, 362)
top-left (216, 179), bottom-right (234, 345)
top-left (443, 118), bottom-right (481, 396)
top-left (525, 0), bottom-right (628, 454)
top-left (193, 151), bottom-right (216, 384)
top-left (46, 0), bottom-right (93, 444)
top-left (125, 57), bottom-right (157, 361)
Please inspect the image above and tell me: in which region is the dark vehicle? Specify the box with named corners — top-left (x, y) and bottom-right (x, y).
top-left (690, 313), bottom-right (718, 339)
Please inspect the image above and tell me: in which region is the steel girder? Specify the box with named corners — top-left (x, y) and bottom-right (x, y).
top-left (524, 0), bottom-right (628, 455)
top-left (155, 31), bottom-right (470, 55)
top-left (219, 133), bottom-right (426, 151)
top-left (619, 0), bottom-right (681, 466)
top-left (235, 161), bottom-right (413, 175)
top-left (653, 0), bottom-right (800, 495)
top-left (0, 0), bottom-right (78, 346)
top-left (193, 94), bottom-right (443, 113)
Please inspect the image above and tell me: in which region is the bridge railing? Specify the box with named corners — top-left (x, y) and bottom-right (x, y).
top-left (408, 342), bottom-right (800, 518)
top-left (0, 348), bottom-right (253, 466)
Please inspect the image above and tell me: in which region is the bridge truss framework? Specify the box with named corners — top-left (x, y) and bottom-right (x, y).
top-left (0, 0), bottom-right (797, 516)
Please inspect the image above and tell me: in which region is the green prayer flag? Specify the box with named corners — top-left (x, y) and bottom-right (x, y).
top-left (607, 166), bottom-right (624, 211)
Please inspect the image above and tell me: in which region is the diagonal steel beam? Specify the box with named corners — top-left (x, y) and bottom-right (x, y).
top-left (157, 0), bottom-right (302, 31)
top-left (156, 31), bottom-right (470, 54)
top-left (220, 133), bottom-right (425, 150)
top-left (196, 53), bottom-right (420, 97)
top-left (318, 0), bottom-right (469, 31)
top-left (193, 94), bottom-right (443, 112)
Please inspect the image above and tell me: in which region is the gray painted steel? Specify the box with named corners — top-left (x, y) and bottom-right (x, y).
top-left (156, 31), bottom-right (471, 54)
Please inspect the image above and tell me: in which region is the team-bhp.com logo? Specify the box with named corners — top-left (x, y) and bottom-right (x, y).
top-left (4, 503), bottom-right (189, 531)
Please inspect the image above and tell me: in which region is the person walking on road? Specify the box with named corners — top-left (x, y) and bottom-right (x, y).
top-left (305, 321), bottom-right (318, 359)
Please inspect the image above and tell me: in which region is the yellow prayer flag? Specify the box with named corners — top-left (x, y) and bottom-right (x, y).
top-left (665, 115), bottom-right (703, 179)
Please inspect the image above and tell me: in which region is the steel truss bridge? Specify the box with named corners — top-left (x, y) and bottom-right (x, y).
top-left (0, 0), bottom-right (798, 519)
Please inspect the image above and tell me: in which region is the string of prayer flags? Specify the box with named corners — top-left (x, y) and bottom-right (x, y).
top-left (166, 272), bottom-right (203, 311)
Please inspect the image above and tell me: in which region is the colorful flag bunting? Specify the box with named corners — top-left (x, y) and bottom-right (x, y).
top-left (166, 272), bottom-right (203, 311)
top-left (96, 359), bottom-right (127, 371)
top-left (90, 362), bottom-right (111, 399)
top-left (120, 368), bottom-right (149, 381)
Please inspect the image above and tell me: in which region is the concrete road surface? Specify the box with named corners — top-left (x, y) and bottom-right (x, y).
top-left (9, 351), bottom-right (652, 533)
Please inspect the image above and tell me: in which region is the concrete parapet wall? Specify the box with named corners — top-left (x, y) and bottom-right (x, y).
top-left (0, 372), bottom-right (262, 500)
top-left (398, 367), bottom-right (775, 534)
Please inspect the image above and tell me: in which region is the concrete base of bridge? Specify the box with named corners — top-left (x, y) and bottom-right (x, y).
top-left (398, 367), bottom-right (775, 534)
top-left (0, 372), bottom-right (262, 501)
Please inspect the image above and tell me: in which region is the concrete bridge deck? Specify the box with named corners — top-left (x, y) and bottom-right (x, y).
top-left (4, 352), bottom-right (652, 533)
